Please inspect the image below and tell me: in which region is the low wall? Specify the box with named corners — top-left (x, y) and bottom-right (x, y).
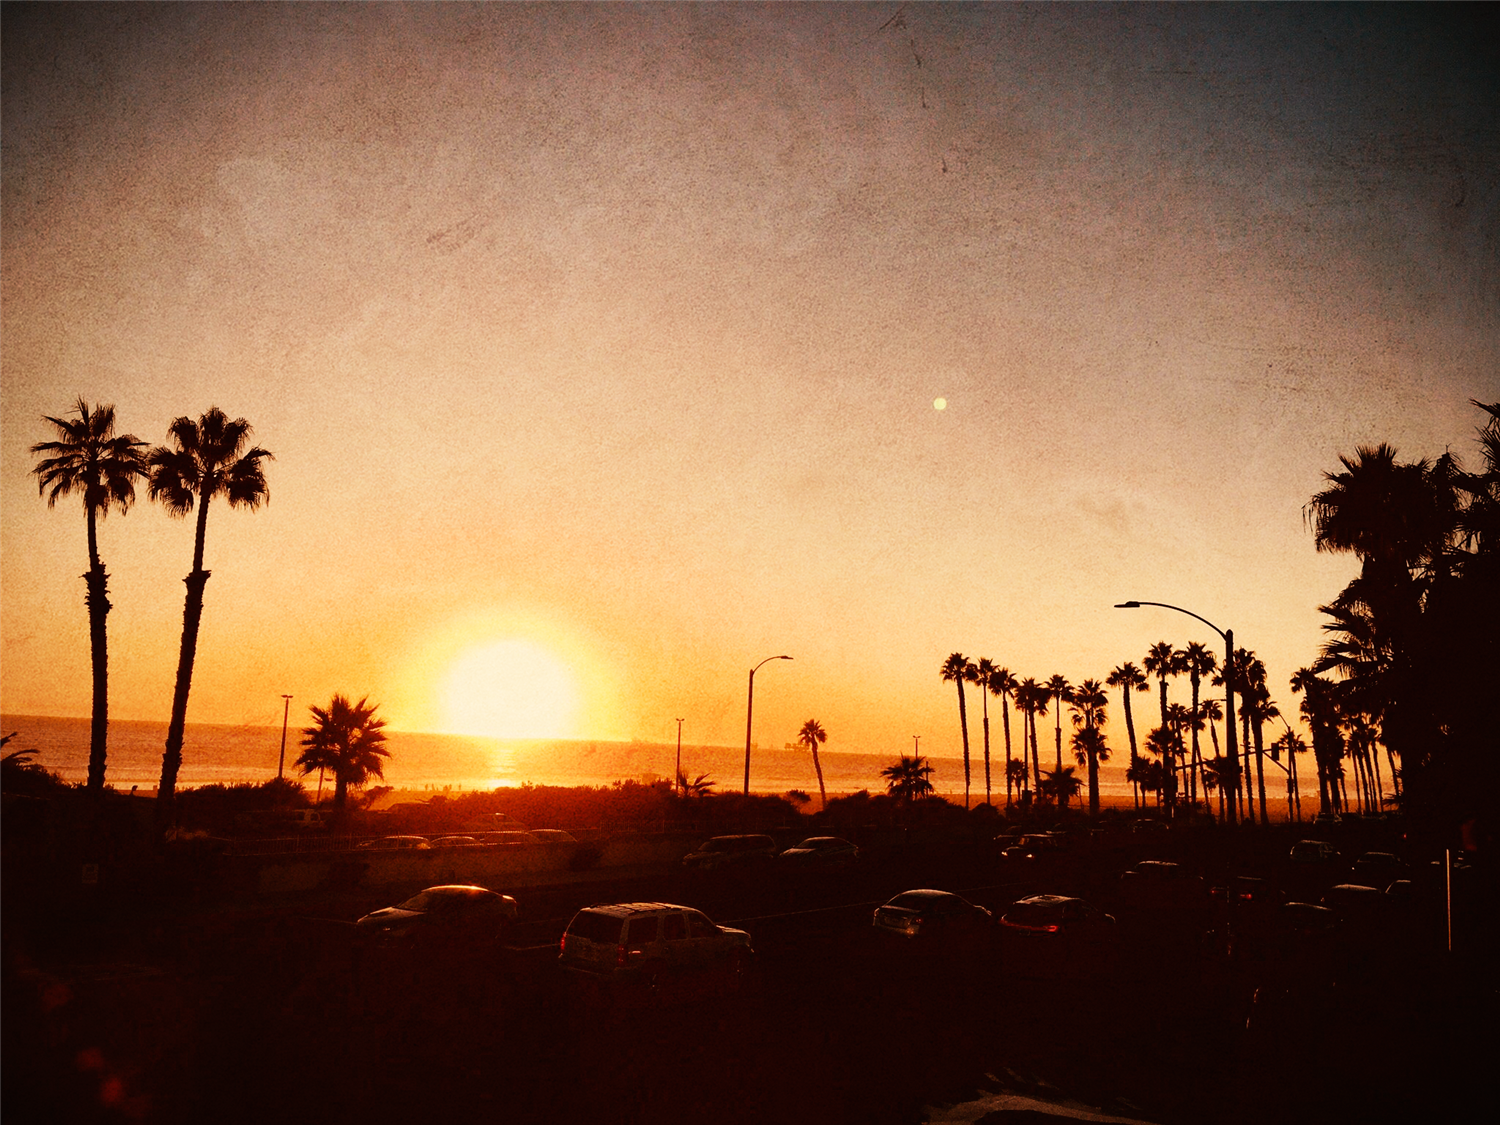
top-left (225, 834), bottom-right (696, 897)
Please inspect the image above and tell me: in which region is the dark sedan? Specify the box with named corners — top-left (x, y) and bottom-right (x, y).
top-left (356, 884), bottom-right (519, 949)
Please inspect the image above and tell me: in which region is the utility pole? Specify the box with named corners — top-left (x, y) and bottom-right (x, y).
top-left (675, 718), bottom-right (685, 793)
top-left (277, 694), bottom-right (293, 780)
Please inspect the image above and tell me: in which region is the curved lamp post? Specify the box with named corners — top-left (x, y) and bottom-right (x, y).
top-left (1115, 601), bottom-right (1239, 827)
top-left (744, 655), bottom-right (792, 794)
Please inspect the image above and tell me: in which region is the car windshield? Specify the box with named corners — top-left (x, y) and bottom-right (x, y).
top-left (890, 892), bottom-right (949, 912)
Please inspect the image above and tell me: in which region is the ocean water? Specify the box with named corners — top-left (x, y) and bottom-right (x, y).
top-left (0, 713), bottom-right (1150, 802)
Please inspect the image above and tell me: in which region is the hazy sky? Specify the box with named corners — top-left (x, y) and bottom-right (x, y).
top-left (4, 4), bottom-right (1497, 777)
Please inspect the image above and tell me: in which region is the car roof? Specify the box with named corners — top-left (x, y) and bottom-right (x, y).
top-left (578, 901), bottom-right (692, 917)
top-left (1014, 894), bottom-right (1079, 906)
top-left (415, 884), bottom-right (504, 897)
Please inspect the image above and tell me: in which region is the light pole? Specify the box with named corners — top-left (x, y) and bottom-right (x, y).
top-left (744, 655), bottom-right (792, 794)
top-left (675, 718), bottom-right (685, 794)
top-left (913, 734), bottom-right (920, 756)
top-left (1116, 601), bottom-right (1239, 827)
top-left (277, 694), bottom-right (293, 780)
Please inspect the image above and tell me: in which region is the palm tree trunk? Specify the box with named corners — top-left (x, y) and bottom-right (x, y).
top-left (981, 698), bottom-right (991, 806)
top-left (158, 567), bottom-right (210, 819)
top-left (812, 748), bottom-right (827, 810)
top-left (83, 564), bottom-right (111, 792)
top-left (1002, 699), bottom-right (1014, 808)
top-left (1122, 691), bottom-right (1140, 810)
top-left (956, 681), bottom-right (971, 810)
top-left (1254, 719), bottom-right (1269, 824)
top-left (1088, 750), bottom-right (1100, 816)
top-left (1029, 711), bottom-right (1042, 797)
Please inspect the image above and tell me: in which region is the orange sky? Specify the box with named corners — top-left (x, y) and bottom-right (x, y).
top-left (3, 5), bottom-right (1496, 775)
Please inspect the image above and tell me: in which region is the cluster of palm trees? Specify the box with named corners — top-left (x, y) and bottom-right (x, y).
top-left (940, 647), bottom-right (1304, 822)
top-left (31, 400), bottom-right (272, 820)
top-left (1301, 400), bottom-right (1499, 834)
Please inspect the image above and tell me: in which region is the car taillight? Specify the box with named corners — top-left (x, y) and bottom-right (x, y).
top-left (617, 944), bottom-right (627, 966)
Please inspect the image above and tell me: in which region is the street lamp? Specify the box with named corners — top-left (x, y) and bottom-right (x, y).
top-left (1115, 601), bottom-right (1239, 827)
top-left (744, 655), bottom-right (792, 794)
top-left (675, 718), bottom-right (685, 794)
top-left (277, 694), bottom-right (293, 780)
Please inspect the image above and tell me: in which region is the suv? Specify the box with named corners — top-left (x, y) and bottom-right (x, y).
top-left (558, 902), bottom-right (754, 997)
top-left (680, 835), bottom-right (778, 872)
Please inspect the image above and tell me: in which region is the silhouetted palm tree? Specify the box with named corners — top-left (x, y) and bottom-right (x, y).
top-left (296, 694), bottom-right (389, 810)
top-left (971, 657), bottom-right (997, 804)
top-left (989, 668), bottom-right (1019, 807)
top-left (941, 653), bottom-right (975, 808)
top-left (1143, 643), bottom-right (1185, 812)
top-left (676, 770), bottom-right (716, 799)
top-left (797, 718), bottom-right (828, 809)
top-left (30, 399), bottom-right (147, 792)
top-left (149, 408), bottom-right (273, 814)
top-left (1005, 756), bottom-right (1030, 799)
top-left (1069, 679), bottom-right (1109, 815)
top-left (1046, 674), bottom-right (1072, 773)
top-left (1291, 666), bottom-right (1345, 816)
top-left (1039, 766), bottom-right (1081, 808)
top-left (1017, 677), bottom-right (1047, 797)
top-left (1107, 663), bottom-right (1150, 809)
top-left (882, 754), bottom-right (935, 805)
top-left (1127, 757), bottom-right (1165, 804)
top-left (1181, 642), bottom-right (1218, 808)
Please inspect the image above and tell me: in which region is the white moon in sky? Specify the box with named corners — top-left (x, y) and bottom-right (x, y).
top-left (442, 639), bottom-right (580, 739)
top-left (934, 398), bottom-right (947, 411)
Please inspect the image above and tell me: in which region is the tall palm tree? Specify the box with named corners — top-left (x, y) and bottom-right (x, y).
top-left (1143, 643), bottom-right (1185, 812)
top-left (1068, 679), bottom-right (1109, 815)
top-left (1237, 652), bottom-right (1274, 825)
top-left (1107, 663), bottom-right (1149, 809)
top-left (1046, 674), bottom-right (1072, 773)
top-left (295, 694), bottom-right (390, 810)
top-left (881, 754), bottom-right (934, 805)
top-left (1017, 677), bottom-right (1047, 797)
top-left (148, 408), bottom-right (273, 813)
top-left (941, 653), bottom-right (975, 808)
top-left (971, 658), bottom-right (997, 805)
top-left (1181, 643), bottom-right (1218, 809)
top-left (989, 668), bottom-right (1019, 807)
top-left (1004, 757), bottom-right (1030, 799)
top-left (30, 399), bottom-right (147, 792)
top-left (797, 718), bottom-right (828, 809)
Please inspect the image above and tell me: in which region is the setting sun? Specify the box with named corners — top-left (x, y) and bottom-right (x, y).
top-left (441, 639), bottom-right (580, 740)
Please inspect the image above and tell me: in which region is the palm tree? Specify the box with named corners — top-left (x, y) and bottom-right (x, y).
top-left (1046, 674), bottom-right (1072, 773)
top-left (1181, 643), bottom-right (1218, 809)
top-left (1271, 728), bottom-right (1308, 822)
top-left (971, 658), bottom-right (997, 804)
top-left (1143, 643), bottom-right (1185, 813)
top-left (1107, 663), bottom-right (1150, 809)
top-left (989, 668), bottom-right (1019, 807)
top-left (797, 719), bottom-right (828, 809)
top-left (1004, 757), bottom-right (1030, 799)
top-left (941, 653), bottom-right (975, 809)
top-left (1017, 677), bottom-right (1047, 798)
top-left (30, 399), bottom-right (147, 792)
top-left (295, 694), bottom-right (390, 810)
top-left (882, 754), bottom-right (935, 805)
top-left (1068, 679), bottom-right (1109, 815)
top-left (1039, 766), bottom-right (1082, 809)
top-left (149, 408), bottom-right (273, 814)
top-left (676, 770), bottom-right (716, 800)
top-left (1126, 757), bottom-right (1165, 804)
top-left (1291, 667), bottom-right (1345, 816)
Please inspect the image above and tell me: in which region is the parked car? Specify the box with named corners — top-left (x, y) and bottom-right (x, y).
top-left (1118, 861), bottom-right (1207, 907)
top-left (1350, 851), bottom-right (1409, 890)
top-left (872, 889), bottom-right (993, 949)
top-left (680, 834), bottom-right (778, 872)
top-left (999, 834), bottom-right (1063, 861)
top-left (999, 894), bottom-right (1118, 960)
top-left (778, 836), bottom-right (860, 870)
top-left (475, 830), bottom-right (539, 847)
top-left (1288, 839), bottom-right (1340, 864)
top-left (428, 835), bottom-right (483, 847)
top-left (558, 902), bottom-right (754, 999)
top-left (528, 829), bottom-right (579, 844)
top-left (356, 884), bottom-right (518, 948)
top-left (357, 835), bottom-right (432, 850)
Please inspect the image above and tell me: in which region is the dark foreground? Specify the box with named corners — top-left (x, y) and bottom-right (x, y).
top-left (5, 827), bottom-right (1495, 1125)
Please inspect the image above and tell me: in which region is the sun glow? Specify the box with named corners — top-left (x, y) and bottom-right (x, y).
top-left (442, 639), bottom-right (580, 740)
